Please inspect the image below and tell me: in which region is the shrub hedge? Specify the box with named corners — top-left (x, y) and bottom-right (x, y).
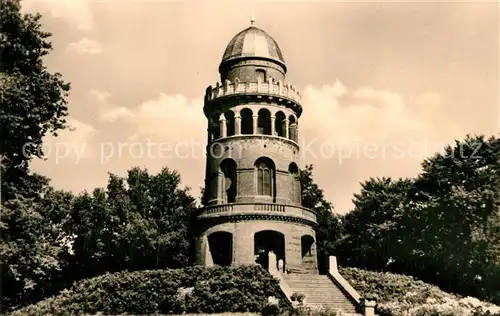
top-left (339, 266), bottom-right (500, 316)
top-left (12, 264), bottom-right (500, 316)
top-left (10, 265), bottom-right (282, 316)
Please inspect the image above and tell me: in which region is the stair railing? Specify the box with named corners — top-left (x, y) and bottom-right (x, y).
top-left (328, 256), bottom-right (377, 316)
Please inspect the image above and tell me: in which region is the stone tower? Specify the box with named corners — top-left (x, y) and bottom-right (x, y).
top-left (194, 20), bottom-right (318, 274)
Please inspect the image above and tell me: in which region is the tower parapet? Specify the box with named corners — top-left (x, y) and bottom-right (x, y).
top-left (204, 78), bottom-right (302, 117)
top-left (205, 79), bottom-right (301, 102)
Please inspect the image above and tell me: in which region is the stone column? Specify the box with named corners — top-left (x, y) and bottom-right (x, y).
top-left (362, 300), bottom-right (376, 316)
top-left (289, 124), bottom-right (296, 142)
top-left (285, 233), bottom-right (302, 269)
top-left (253, 114), bottom-right (258, 134)
top-left (217, 172), bottom-right (224, 204)
top-left (220, 115), bottom-right (227, 138)
top-left (235, 113), bottom-right (241, 135)
top-left (271, 115), bottom-right (276, 136)
top-left (204, 235), bottom-right (214, 267)
top-left (284, 119), bottom-right (289, 139)
top-left (233, 224), bottom-right (255, 265)
top-left (268, 251), bottom-right (278, 276)
top-left (278, 259), bottom-right (284, 273)
top-left (329, 256), bottom-right (338, 273)
top-left (295, 176), bottom-right (301, 204)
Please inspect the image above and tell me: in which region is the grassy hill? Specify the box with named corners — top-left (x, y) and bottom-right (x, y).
top-left (9, 265), bottom-right (500, 316)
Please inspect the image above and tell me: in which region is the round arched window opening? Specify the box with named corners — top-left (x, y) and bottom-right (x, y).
top-left (255, 157), bottom-right (276, 199)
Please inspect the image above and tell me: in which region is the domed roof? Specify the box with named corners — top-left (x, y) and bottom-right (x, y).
top-left (221, 26), bottom-right (285, 66)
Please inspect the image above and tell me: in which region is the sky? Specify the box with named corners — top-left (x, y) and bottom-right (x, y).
top-left (21, 0), bottom-right (499, 213)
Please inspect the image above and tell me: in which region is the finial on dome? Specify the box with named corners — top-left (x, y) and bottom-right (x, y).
top-left (250, 14), bottom-right (255, 26)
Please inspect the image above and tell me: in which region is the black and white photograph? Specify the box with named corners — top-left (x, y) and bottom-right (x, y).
top-left (1, 0), bottom-right (499, 315)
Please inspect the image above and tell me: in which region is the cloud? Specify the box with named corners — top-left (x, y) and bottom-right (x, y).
top-left (21, 0), bottom-right (94, 31)
top-left (61, 118), bottom-right (97, 148)
top-left (90, 90), bottom-right (205, 141)
top-left (299, 80), bottom-right (465, 212)
top-left (32, 81), bottom-right (483, 213)
top-left (100, 107), bottom-right (134, 123)
top-left (130, 94), bottom-right (205, 141)
top-left (33, 118), bottom-right (97, 166)
top-left (86, 92), bottom-right (207, 197)
top-left (89, 90), bottom-right (111, 103)
top-left (66, 38), bottom-right (102, 55)
top-left (88, 90), bottom-right (134, 122)
top-left (80, 84), bottom-right (466, 212)
top-left (93, 83), bottom-right (462, 213)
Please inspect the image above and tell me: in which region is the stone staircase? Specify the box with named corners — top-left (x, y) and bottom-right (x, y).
top-left (283, 274), bottom-right (361, 314)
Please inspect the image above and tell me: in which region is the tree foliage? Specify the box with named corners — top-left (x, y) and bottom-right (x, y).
top-left (338, 177), bottom-right (415, 271)
top-left (67, 167), bottom-right (196, 280)
top-left (339, 135), bottom-right (500, 304)
top-left (340, 266), bottom-right (500, 316)
top-left (0, 2), bottom-right (72, 310)
top-left (0, 0), bottom-right (70, 199)
top-left (2, 167), bottom-right (197, 311)
top-left (1, 188), bottom-right (75, 310)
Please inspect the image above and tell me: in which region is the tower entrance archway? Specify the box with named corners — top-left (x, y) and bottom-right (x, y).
top-left (208, 231), bottom-right (233, 266)
top-left (254, 230), bottom-right (285, 270)
top-left (301, 235), bottom-right (315, 257)
top-left (301, 234), bottom-right (316, 271)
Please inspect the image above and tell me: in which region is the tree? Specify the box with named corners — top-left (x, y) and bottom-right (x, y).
top-left (340, 134), bottom-right (500, 305)
top-left (0, 0), bottom-right (70, 200)
top-left (0, 188), bottom-right (75, 311)
top-left (412, 134), bottom-right (500, 302)
top-left (68, 167), bottom-right (196, 282)
top-left (1, 2), bottom-right (72, 311)
top-left (338, 177), bottom-right (414, 272)
top-left (300, 164), bottom-right (343, 273)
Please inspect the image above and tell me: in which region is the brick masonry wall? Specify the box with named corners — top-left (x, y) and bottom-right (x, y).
top-left (195, 220), bottom-right (317, 270)
top-left (220, 59), bottom-right (286, 83)
top-left (206, 135), bottom-right (300, 205)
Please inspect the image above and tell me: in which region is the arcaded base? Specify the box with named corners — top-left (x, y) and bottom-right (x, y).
top-left (195, 219), bottom-right (318, 273)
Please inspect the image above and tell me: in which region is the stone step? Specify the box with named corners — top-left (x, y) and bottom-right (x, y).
top-left (285, 282), bottom-right (339, 287)
top-left (282, 274), bottom-right (358, 313)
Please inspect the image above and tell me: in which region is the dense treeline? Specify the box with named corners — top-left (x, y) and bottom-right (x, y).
top-left (333, 135), bottom-right (500, 304)
top-left (1, 1), bottom-right (499, 314)
top-left (1, 165), bottom-right (196, 310)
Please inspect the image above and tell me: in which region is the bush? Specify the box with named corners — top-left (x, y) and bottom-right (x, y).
top-left (339, 266), bottom-right (500, 316)
top-left (10, 265), bottom-right (281, 316)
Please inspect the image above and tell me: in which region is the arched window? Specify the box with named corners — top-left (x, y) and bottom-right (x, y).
top-left (241, 108), bottom-right (253, 135)
top-left (224, 111), bottom-right (235, 137)
top-left (289, 163), bottom-right (300, 203)
top-left (257, 108), bottom-right (271, 135)
top-left (220, 159), bottom-right (237, 203)
top-left (255, 157), bottom-right (275, 198)
top-left (256, 69), bottom-right (266, 82)
top-left (275, 111), bottom-right (286, 137)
